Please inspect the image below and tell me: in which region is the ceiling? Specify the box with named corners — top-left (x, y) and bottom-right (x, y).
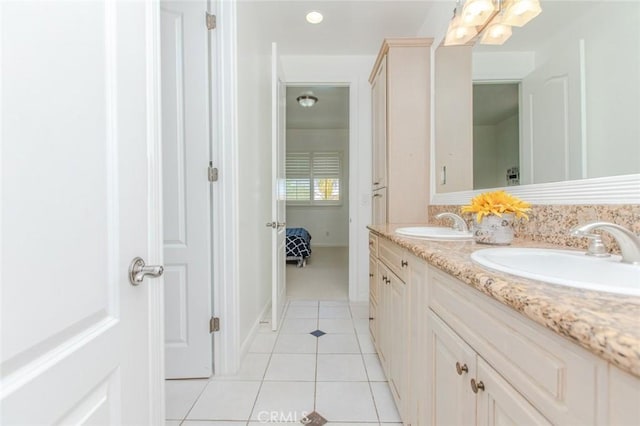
top-left (286, 86), bottom-right (349, 129)
top-left (238, 0), bottom-right (450, 55)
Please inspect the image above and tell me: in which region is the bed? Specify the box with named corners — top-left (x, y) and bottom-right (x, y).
top-left (286, 228), bottom-right (312, 267)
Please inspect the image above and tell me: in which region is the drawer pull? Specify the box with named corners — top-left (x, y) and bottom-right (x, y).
top-left (401, 260), bottom-right (408, 267)
top-left (369, 317), bottom-right (374, 321)
top-left (470, 379), bottom-right (485, 393)
top-left (455, 362), bottom-right (468, 375)
top-left (369, 273), bottom-right (374, 278)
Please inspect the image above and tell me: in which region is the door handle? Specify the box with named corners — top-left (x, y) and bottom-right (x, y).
top-left (277, 222), bottom-right (286, 229)
top-left (129, 257), bottom-right (164, 286)
top-left (266, 221), bottom-right (277, 229)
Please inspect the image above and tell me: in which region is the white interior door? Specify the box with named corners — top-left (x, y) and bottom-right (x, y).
top-left (161, 0), bottom-right (213, 379)
top-left (271, 42), bottom-right (287, 331)
top-left (1, 1), bottom-right (163, 424)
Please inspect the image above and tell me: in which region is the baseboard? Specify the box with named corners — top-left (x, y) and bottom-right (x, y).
top-left (239, 299), bottom-right (273, 360)
top-left (311, 244), bottom-right (349, 248)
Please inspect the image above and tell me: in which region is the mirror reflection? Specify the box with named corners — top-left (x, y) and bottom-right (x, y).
top-left (438, 0), bottom-right (640, 193)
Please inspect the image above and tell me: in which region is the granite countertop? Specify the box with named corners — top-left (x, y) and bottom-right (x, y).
top-left (368, 223), bottom-right (640, 378)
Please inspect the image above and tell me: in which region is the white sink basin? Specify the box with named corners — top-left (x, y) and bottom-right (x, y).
top-left (395, 226), bottom-right (473, 241)
top-left (471, 248), bottom-right (640, 296)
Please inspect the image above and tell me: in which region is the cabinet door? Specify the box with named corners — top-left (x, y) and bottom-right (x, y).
top-left (428, 312), bottom-right (476, 426)
top-left (369, 255), bottom-right (379, 345)
top-left (377, 262), bottom-right (391, 372)
top-left (388, 272), bottom-right (407, 410)
top-left (476, 358), bottom-right (551, 426)
top-left (372, 55), bottom-right (387, 189)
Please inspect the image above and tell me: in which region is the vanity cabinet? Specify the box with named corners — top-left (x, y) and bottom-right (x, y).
top-left (369, 38), bottom-right (432, 224)
top-left (368, 231), bottom-right (640, 426)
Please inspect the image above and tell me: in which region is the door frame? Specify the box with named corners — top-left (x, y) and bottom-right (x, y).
top-left (209, 0), bottom-right (240, 375)
top-left (283, 81), bottom-right (358, 300)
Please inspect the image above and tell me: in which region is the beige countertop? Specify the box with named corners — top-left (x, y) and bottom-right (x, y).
top-left (368, 223), bottom-right (640, 378)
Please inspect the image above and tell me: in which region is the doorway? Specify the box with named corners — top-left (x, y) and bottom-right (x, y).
top-left (284, 86), bottom-right (350, 300)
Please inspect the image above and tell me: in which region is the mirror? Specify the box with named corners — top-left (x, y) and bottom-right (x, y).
top-left (436, 0), bottom-right (640, 194)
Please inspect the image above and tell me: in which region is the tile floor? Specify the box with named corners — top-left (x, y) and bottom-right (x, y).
top-left (166, 300), bottom-right (401, 426)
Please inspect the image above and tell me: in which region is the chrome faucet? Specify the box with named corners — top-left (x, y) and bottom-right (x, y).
top-left (435, 212), bottom-right (469, 233)
top-left (571, 222), bottom-right (640, 264)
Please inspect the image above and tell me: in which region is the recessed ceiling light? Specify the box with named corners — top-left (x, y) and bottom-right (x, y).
top-left (306, 11), bottom-right (323, 24)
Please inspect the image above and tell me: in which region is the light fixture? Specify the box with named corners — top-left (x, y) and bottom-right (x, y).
top-left (306, 11), bottom-right (323, 24)
top-left (444, 0), bottom-right (541, 46)
top-left (502, 0), bottom-right (542, 27)
top-left (461, 0), bottom-right (496, 26)
top-left (296, 93), bottom-right (318, 108)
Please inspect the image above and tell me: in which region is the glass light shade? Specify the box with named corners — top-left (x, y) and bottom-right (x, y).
top-left (502, 0), bottom-right (542, 27)
top-left (297, 95), bottom-right (318, 107)
top-left (461, 0), bottom-right (496, 27)
top-left (444, 16), bottom-right (478, 46)
top-left (480, 21), bottom-right (513, 45)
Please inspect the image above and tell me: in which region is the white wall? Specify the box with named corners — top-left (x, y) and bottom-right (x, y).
top-left (281, 55), bottom-right (374, 302)
top-left (473, 114), bottom-right (519, 189)
top-left (287, 129), bottom-right (349, 247)
top-left (236, 3), bottom-right (273, 352)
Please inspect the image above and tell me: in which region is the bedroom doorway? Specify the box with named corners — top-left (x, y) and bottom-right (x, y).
top-left (284, 85), bottom-right (350, 300)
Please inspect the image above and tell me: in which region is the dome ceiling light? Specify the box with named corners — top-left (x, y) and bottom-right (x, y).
top-left (306, 11), bottom-right (323, 24)
top-left (296, 93), bottom-right (318, 108)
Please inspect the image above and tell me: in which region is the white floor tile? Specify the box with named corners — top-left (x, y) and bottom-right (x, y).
top-left (320, 300), bottom-right (349, 307)
top-left (370, 382), bottom-right (401, 423)
top-left (257, 322), bottom-right (273, 333)
top-left (327, 423), bottom-right (380, 426)
top-left (273, 333), bottom-right (318, 354)
top-left (356, 333), bottom-right (377, 354)
top-left (187, 381), bottom-right (261, 421)
top-left (316, 382), bottom-right (378, 422)
top-left (288, 300), bottom-right (319, 307)
top-left (317, 354), bottom-right (368, 381)
top-left (250, 381), bottom-right (315, 421)
top-left (165, 379), bottom-right (209, 420)
top-left (285, 306), bottom-right (319, 319)
top-left (362, 354), bottom-right (386, 381)
top-left (319, 306), bottom-right (352, 319)
top-left (264, 354), bottom-right (316, 381)
top-left (353, 319), bottom-right (370, 334)
top-left (349, 304), bottom-right (370, 319)
top-left (182, 422), bottom-right (247, 426)
top-left (165, 421), bottom-right (181, 426)
top-left (280, 318), bottom-right (318, 334)
top-left (248, 333), bottom-right (278, 353)
top-left (317, 334), bottom-right (361, 354)
top-left (318, 319), bottom-right (355, 334)
top-left (212, 353), bottom-right (269, 381)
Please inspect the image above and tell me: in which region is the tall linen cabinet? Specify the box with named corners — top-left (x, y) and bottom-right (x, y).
top-left (370, 38), bottom-right (433, 224)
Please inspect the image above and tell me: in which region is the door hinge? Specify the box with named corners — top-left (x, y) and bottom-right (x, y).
top-left (208, 163), bottom-right (218, 182)
top-left (206, 13), bottom-right (216, 30)
top-left (210, 317), bottom-right (220, 333)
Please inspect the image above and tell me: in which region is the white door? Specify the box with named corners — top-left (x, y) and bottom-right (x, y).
top-left (161, 0), bottom-right (213, 379)
top-left (270, 42), bottom-right (287, 331)
top-left (1, 1), bottom-right (163, 424)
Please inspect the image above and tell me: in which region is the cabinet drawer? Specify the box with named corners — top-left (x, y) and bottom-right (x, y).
top-left (429, 267), bottom-right (603, 425)
top-left (369, 233), bottom-right (378, 257)
top-left (378, 237), bottom-right (408, 282)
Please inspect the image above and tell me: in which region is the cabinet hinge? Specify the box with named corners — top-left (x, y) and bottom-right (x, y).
top-left (208, 163), bottom-right (218, 182)
top-left (210, 317), bottom-right (220, 333)
top-left (206, 13), bottom-right (216, 30)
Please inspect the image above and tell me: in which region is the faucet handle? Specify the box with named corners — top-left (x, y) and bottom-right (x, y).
top-left (571, 229), bottom-right (610, 258)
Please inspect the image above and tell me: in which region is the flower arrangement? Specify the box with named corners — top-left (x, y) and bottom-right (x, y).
top-left (461, 190), bottom-right (531, 223)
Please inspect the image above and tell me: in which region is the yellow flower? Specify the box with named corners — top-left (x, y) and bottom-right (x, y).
top-left (461, 190), bottom-right (531, 223)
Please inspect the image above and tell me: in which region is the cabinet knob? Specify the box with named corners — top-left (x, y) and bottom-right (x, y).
top-left (386, 278), bottom-right (391, 285)
top-left (470, 378), bottom-right (485, 393)
top-left (382, 275), bottom-right (387, 282)
top-left (369, 273), bottom-right (374, 278)
top-left (401, 260), bottom-right (408, 268)
top-left (369, 317), bottom-right (374, 321)
top-left (455, 362), bottom-right (468, 375)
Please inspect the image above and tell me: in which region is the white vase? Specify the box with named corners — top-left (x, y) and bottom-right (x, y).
top-left (472, 213), bottom-right (515, 245)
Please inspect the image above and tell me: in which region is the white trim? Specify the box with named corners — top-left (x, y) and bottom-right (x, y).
top-left (431, 174), bottom-right (640, 206)
top-left (145, 0), bottom-right (165, 422)
top-left (239, 300), bottom-right (272, 360)
top-left (211, 0), bottom-right (240, 375)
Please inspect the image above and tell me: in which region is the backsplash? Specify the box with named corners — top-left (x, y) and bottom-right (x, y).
top-left (428, 204), bottom-right (640, 253)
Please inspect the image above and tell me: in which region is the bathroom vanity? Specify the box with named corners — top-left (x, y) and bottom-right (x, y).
top-left (368, 226), bottom-right (640, 426)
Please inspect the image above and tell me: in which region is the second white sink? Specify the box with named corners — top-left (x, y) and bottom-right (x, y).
top-left (471, 247), bottom-right (640, 296)
top-left (395, 226), bottom-right (473, 241)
